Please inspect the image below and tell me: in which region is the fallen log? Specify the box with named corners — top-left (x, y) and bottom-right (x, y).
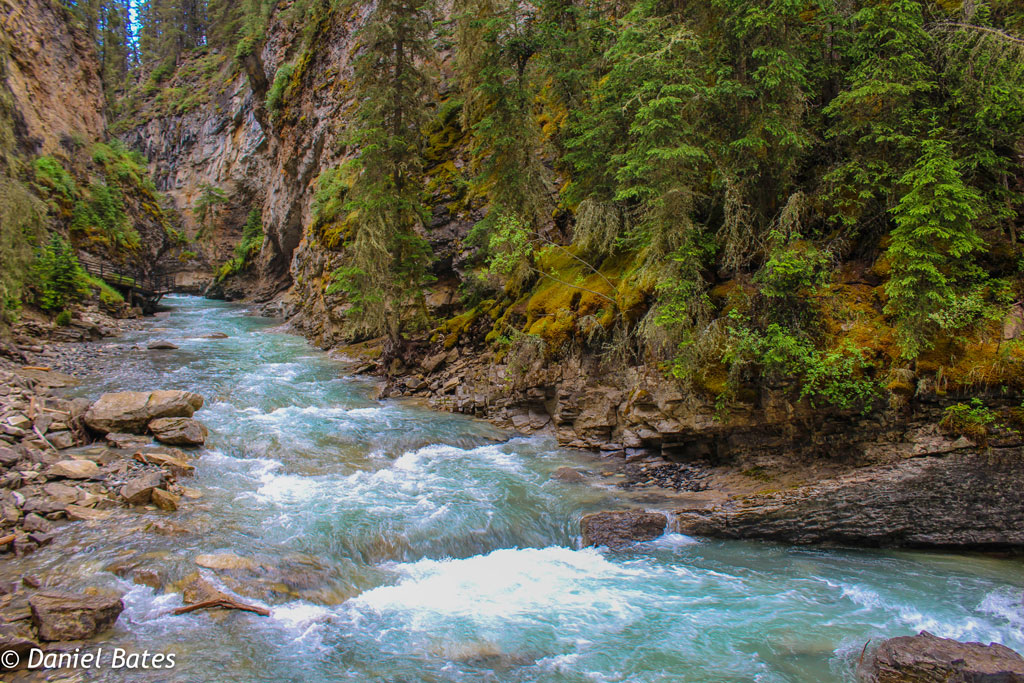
top-left (172, 597), bottom-right (270, 617)
top-left (0, 534), bottom-right (16, 546)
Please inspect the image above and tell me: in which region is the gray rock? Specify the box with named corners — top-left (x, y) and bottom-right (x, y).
top-left (46, 431), bottom-right (75, 449)
top-left (0, 447), bottom-right (21, 467)
top-left (551, 467), bottom-right (585, 483)
top-left (857, 631), bottom-right (1024, 682)
top-left (119, 472), bottom-right (165, 505)
top-left (580, 510), bottom-right (667, 549)
top-left (147, 340), bottom-right (179, 350)
top-left (148, 417), bottom-right (208, 446)
top-left (0, 622), bottom-right (39, 670)
top-left (29, 590), bottom-right (124, 641)
top-left (84, 390), bottom-right (204, 434)
top-left (105, 433), bottom-right (150, 449)
top-left (674, 451), bottom-right (1024, 549)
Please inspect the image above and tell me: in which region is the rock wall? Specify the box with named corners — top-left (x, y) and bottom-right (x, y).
top-left (0, 0), bottom-right (105, 156)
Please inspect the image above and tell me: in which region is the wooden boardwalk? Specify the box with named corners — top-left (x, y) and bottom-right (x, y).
top-left (78, 254), bottom-right (174, 311)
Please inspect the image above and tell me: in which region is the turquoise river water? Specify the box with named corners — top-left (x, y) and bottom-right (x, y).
top-left (14, 295), bottom-right (1024, 682)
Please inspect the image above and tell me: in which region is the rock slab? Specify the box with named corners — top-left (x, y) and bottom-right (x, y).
top-left (857, 631), bottom-right (1024, 682)
top-left (84, 391), bottom-right (204, 434)
top-left (148, 417), bottom-right (208, 445)
top-left (28, 590), bottom-right (124, 641)
top-left (580, 510), bottom-right (667, 548)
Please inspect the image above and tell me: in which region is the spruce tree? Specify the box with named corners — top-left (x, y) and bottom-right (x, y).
top-left (330, 0), bottom-right (436, 356)
top-left (884, 134), bottom-right (984, 359)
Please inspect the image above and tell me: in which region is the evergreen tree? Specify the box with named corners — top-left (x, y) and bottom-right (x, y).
top-left (884, 134), bottom-right (984, 359)
top-left (329, 0), bottom-right (436, 356)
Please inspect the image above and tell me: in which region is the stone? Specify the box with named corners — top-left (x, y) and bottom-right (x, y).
top-left (551, 467), bottom-right (585, 483)
top-left (65, 504), bottom-right (112, 521)
top-left (421, 352), bottom-right (447, 373)
top-left (857, 631), bottom-right (1024, 682)
top-left (580, 510), bottom-right (668, 549)
top-left (195, 553), bottom-right (257, 571)
top-left (45, 431), bottom-right (75, 449)
top-left (45, 459), bottom-right (99, 480)
top-left (29, 590), bottom-right (124, 641)
top-left (6, 414), bottom-right (31, 430)
top-left (0, 622), bottom-right (39, 670)
top-left (148, 417), bottom-right (208, 446)
top-left (21, 513), bottom-right (50, 533)
top-left (0, 446), bottom-right (20, 467)
top-left (119, 472), bottom-right (164, 505)
top-left (41, 482), bottom-right (80, 505)
top-left (151, 488), bottom-right (179, 511)
top-left (147, 340), bottom-right (179, 350)
top-left (673, 451), bottom-right (1024, 548)
top-left (83, 390), bottom-right (204, 434)
top-left (105, 432), bottom-right (150, 449)
top-left (134, 451), bottom-right (195, 477)
top-left (202, 332), bottom-right (229, 339)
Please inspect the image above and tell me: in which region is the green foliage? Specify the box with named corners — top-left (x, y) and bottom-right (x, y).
top-left (32, 157), bottom-right (77, 201)
top-left (884, 135), bottom-right (985, 359)
top-left (216, 208), bottom-right (263, 281)
top-left (266, 62), bottom-right (295, 114)
top-left (194, 183), bottom-right (229, 236)
top-left (0, 177), bottom-right (44, 326)
top-left (82, 273), bottom-right (125, 306)
top-left (55, 309), bottom-right (72, 326)
top-left (940, 398), bottom-right (999, 443)
top-left (31, 234), bottom-right (89, 312)
top-left (724, 314), bottom-right (880, 412)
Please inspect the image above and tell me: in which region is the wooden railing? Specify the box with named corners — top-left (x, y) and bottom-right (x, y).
top-left (78, 254), bottom-right (174, 303)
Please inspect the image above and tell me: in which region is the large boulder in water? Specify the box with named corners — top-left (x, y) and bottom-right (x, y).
top-left (84, 391), bottom-right (204, 434)
top-left (148, 417), bottom-right (208, 445)
top-left (28, 590), bottom-right (124, 641)
top-left (581, 510), bottom-right (667, 549)
top-left (857, 631), bottom-right (1024, 682)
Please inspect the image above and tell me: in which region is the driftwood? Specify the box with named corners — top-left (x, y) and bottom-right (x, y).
top-left (0, 534), bottom-right (16, 546)
top-left (172, 597), bottom-right (270, 617)
top-left (21, 366), bottom-right (52, 372)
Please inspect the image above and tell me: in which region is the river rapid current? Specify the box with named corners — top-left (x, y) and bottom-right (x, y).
top-left (9, 296), bottom-right (1022, 682)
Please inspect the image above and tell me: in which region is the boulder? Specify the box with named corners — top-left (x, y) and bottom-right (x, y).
top-left (45, 459), bottom-right (99, 480)
top-left (119, 472), bottom-right (164, 505)
top-left (148, 417), bottom-right (208, 446)
top-left (151, 488), bottom-right (179, 511)
top-left (84, 391), bottom-right (204, 434)
top-left (580, 510), bottom-right (668, 548)
top-left (29, 590), bottom-right (124, 641)
top-left (146, 340), bottom-right (179, 350)
top-left (46, 431), bottom-right (75, 450)
top-left (857, 631), bottom-right (1024, 682)
top-left (551, 467), bottom-right (586, 483)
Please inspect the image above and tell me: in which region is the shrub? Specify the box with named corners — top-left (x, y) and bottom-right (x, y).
top-left (31, 234), bottom-right (89, 312)
top-left (265, 62), bottom-right (295, 114)
top-left (55, 310), bottom-right (72, 326)
top-left (940, 398), bottom-right (999, 444)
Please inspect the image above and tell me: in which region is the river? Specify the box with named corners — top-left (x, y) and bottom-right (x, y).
top-left (10, 295), bottom-right (1023, 682)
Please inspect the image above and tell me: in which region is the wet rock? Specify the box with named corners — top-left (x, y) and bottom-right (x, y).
top-left (105, 432), bottom-right (150, 449)
top-left (195, 553), bottom-right (257, 571)
top-left (83, 390), bottom-right (204, 434)
top-left (0, 622), bottom-right (39, 670)
top-left (29, 589), bottom-right (124, 641)
top-left (132, 568), bottom-right (162, 589)
top-left (119, 472), bottom-right (164, 505)
top-left (202, 332), bottom-right (229, 339)
top-left (148, 417), bottom-right (208, 446)
top-left (151, 488), bottom-right (179, 511)
top-left (580, 510), bottom-right (668, 549)
top-left (673, 451), bottom-right (1024, 549)
top-left (551, 467), bottom-right (585, 483)
top-left (134, 450), bottom-right (194, 477)
top-left (45, 459), bottom-right (99, 480)
top-left (146, 340), bottom-right (179, 350)
top-left (65, 504), bottom-right (112, 521)
top-left (857, 631), bottom-right (1024, 682)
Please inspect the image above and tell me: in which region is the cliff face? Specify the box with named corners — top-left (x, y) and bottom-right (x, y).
top-left (1, 0), bottom-right (105, 156)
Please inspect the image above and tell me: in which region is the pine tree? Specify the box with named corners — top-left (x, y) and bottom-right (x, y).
top-left (884, 134), bottom-right (984, 359)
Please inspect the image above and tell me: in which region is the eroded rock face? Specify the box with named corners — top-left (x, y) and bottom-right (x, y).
top-left (148, 417), bottom-right (208, 446)
top-left (857, 631), bottom-right (1024, 682)
top-left (28, 590), bottom-right (124, 641)
top-left (673, 451), bottom-right (1024, 549)
top-left (84, 391), bottom-right (204, 434)
top-left (580, 510), bottom-right (667, 549)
